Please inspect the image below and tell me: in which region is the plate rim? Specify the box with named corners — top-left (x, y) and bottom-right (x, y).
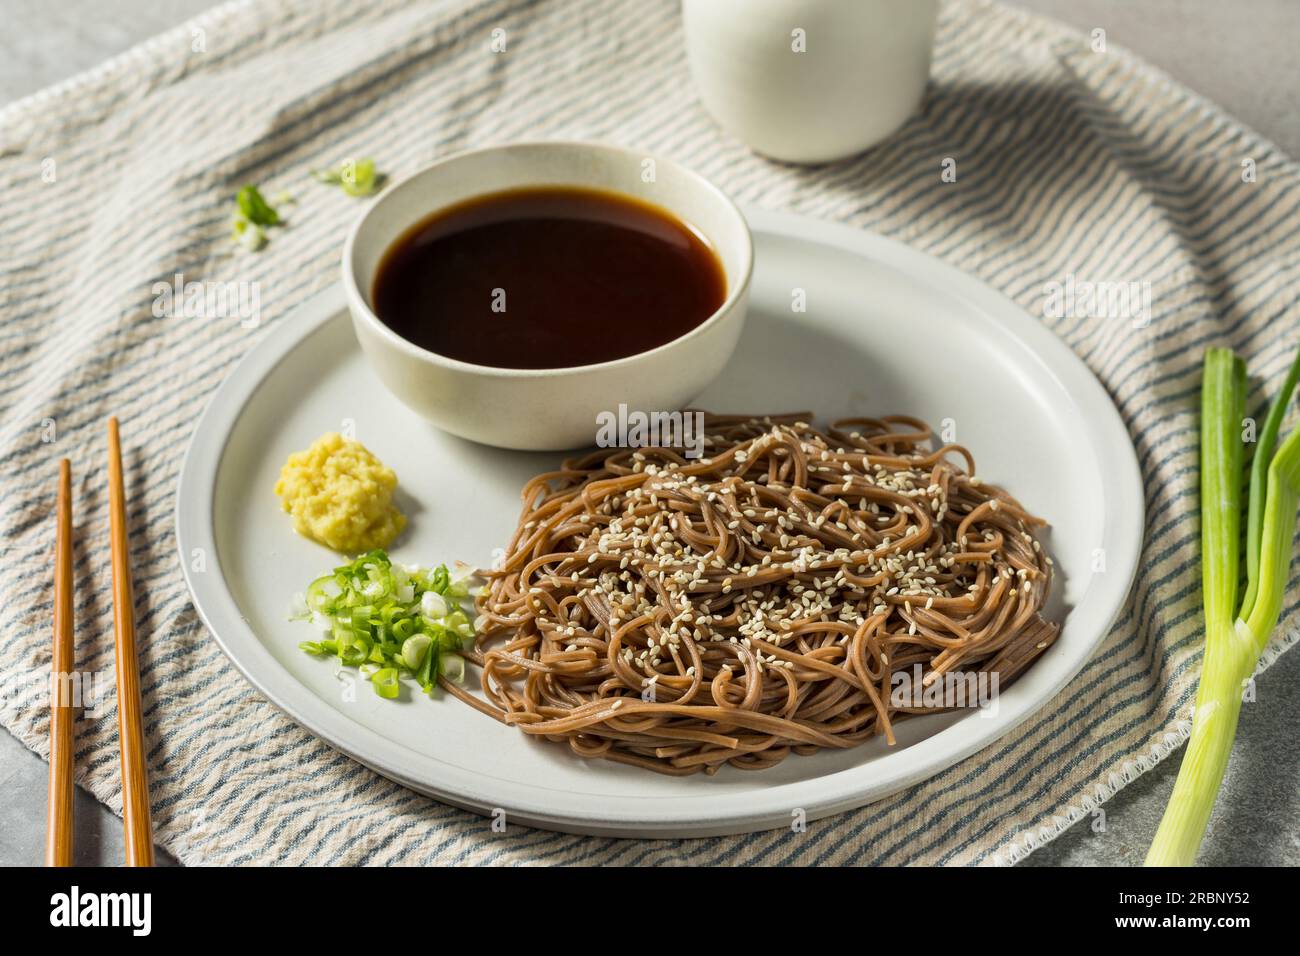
top-left (175, 206), bottom-right (1145, 838)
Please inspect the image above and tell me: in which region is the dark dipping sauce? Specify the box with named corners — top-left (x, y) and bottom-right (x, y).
top-left (371, 186), bottom-right (727, 369)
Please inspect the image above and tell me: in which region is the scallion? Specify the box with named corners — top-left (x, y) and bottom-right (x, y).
top-left (291, 549), bottom-right (475, 699)
top-left (230, 183), bottom-right (285, 251)
top-left (311, 158), bottom-right (383, 197)
top-left (1146, 345), bottom-right (1300, 865)
top-left (236, 184), bottom-right (280, 226)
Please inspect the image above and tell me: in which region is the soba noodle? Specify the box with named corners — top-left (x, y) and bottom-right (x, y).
top-left (445, 414), bottom-right (1058, 775)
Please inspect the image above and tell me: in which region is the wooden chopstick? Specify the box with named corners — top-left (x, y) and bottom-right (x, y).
top-left (45, 459), bottom-right (75, 867)
top-left (107, 417), bottom-right (154, 866)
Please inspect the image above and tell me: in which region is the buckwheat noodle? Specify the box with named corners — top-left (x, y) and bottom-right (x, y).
top-left (445, 414), bottom-right (1059, 775)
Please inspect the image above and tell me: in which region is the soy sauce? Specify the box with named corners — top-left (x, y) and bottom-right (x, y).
top-left (371, 186), bottom-right (726, 369)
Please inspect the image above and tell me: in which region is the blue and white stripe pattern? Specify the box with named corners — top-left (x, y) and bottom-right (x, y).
top-left (2, 0), bottom-right (1297, 865)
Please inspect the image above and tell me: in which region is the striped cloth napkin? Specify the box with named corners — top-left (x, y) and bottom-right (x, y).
top-left (2, 0), bottom-right (1297, 866)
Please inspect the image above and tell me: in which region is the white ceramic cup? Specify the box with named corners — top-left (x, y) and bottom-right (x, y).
top-left (682, 0), bottom-right (939, 164)
top-left (342, 142), bottom-right (753, 451)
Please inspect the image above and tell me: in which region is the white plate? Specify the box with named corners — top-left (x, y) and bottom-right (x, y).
top-left (176, 207), bottom-right (1143, 837)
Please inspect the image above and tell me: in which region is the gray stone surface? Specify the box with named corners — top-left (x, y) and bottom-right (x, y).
top-left (1008, 0), bottom-right (1300, 160)
top-left (1023, 648), bottom-right (1300, 866)
top-left (1, 0), bottom-right (1296, 867)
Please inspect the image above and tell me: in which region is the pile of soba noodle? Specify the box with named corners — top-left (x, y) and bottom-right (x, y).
top-left (448, 413), bottom-right (1058, 775)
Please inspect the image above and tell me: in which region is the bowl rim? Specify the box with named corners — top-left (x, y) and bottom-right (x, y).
top-left (341, 140), bottom-right (755, 379)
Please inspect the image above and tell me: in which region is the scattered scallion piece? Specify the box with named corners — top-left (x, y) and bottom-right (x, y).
top-left (230, 215), bottom-right (267, 252)
top-left (237, 184), bottom-right (280, 226)
top-left (311, 157), bottom-right (383, 197)
top-left (230, 184), bottom-right (285, 251)
top-left (292, 549), bottom-right (475, 699)
top-left (1146, 344), bottom-right (1300, 866)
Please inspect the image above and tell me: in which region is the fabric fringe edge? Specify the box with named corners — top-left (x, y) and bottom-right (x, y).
top-left (992, 623), bottom-right (1300, 866)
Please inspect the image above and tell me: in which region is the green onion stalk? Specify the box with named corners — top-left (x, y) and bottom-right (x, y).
top-left (1146, 345), bottom-right (1300, 865)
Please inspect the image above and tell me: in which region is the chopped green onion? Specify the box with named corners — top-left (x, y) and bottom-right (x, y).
top-left (416, 639), bottom-right (438, 688)
top-left (230, 184), bottom-right (284, 251)
top-left (401, 634), bottom-right (433, 669)
top-left (230, 215), bottom-right (266, 251)
top-left (372, 667), bottom-right (400, 699)
top-left (1147, 345), bottom-right (1300, 865)
top-left (237, 184), bottom-right (280, 225)
top-left (290, 549), bottom-right (476, 699)
top-left (440, 651), bottom-right (466, 684)
top-left (311, 158), bottom-right (383, 197)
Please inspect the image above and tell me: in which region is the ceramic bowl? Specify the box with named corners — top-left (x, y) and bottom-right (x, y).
top-left (342, 141), bottom-right (753, 450)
